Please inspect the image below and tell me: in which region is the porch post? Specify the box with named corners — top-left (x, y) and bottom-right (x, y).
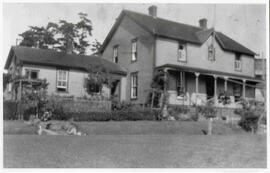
top-left (162, 68), bottom-right (169, 117)
top-left (195, 72), bottom-right (200, 93)
top-left (195, 72), bottom-right (200, 105)
top-left (18, 80), bottom-right (22, 120)
top-left (224, 76), bottom-right (228, 92)
top-left (213, 75), bottom-right (218, 104)
top-left (242, 79), bottom-right (246, 99)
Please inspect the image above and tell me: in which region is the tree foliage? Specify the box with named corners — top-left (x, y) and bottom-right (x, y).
top-left (84, 64), bottom-right (112, 94)
top-left (91, 39), bottom-right (102, 55)
top-left (19, 13), bottom-right (98, 55)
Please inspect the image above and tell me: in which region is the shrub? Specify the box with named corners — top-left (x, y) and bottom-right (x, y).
top-left (197, 104), bottom-right (217, 119)
top-left (235, 99), bottom-right (265, 133)
top-left (53, 109), bottom-right (161, 122)
top-left (3, 101), bottom-right (18, 120)
top-left (23, 107), bottom-right (36, 121)
top-left (167, 105), bottom-right (198, 121)
top-left (236, 108), bottom-right (261, 133)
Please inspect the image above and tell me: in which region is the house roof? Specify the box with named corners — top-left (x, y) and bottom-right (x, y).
top-left (100, 10), bottom-right (255, 56)
top-left (4, 46), bottom-right (127, 75)
top-left (157, 63), bottom-right (263, 83)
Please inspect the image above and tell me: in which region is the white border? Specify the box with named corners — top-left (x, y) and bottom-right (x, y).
top-left (1, 0), bottom-right (269, 173)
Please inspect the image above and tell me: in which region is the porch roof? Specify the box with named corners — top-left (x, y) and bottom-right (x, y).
top-left (156, 64), bottom-right (264, 83)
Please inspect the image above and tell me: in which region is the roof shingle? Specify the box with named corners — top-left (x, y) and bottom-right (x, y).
top-left (101, 10), bottom-right (255, 56)
top-left (5, 46), bottom-right (127, 75)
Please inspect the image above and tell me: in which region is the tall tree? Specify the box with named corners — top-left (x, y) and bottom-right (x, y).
top-left (19, 13), bottom-right (95, 55)
top-left (91, 39), bottom-right (102, 55)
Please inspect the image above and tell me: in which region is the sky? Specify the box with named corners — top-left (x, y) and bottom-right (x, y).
top-left (2, 3), bottom-right (266, 69)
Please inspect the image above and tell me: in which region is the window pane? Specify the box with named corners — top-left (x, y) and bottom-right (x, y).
top-left (31, 71), bottom-right (38, 79)
top-left (63, 71), bottom-right (67, 81)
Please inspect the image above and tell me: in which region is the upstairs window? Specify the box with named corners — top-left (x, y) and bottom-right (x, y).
top-left (25, 69), bottom-right (39, 79)
top-left (177, 71), bottom-right (185, 97)
top-left (208, 44), bottom-right (215, 61)
top-left (57, 69), bottom-right (68, 92)
top-left (178, 43), bottom-right (187, 62)
top-left (131, 72), bottom-right (138, 99)
top-left (235, 53), bottom-right (242, 71)
top-left (113, 45), bottom-right (118, 63)
top-left (131, 39), bottom-right (137, 62)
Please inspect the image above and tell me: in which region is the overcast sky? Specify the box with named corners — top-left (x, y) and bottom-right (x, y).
top-left (2, 3), bottom-right (266, 69)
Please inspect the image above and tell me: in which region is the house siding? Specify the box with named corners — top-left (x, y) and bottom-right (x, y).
top-left (21, 64), bottom-right (89, 97)
top-left (102, 15), bottom-right (155, 104)
top-left (155, 36), bottom-right (255, 78)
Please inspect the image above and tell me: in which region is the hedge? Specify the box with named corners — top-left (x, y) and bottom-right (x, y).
top-left (51, 109), bottom-right (161, 121)
top-left (167, 105), bottom-right (198, 121)
top-left (3, 101), bottom-right (18, 120)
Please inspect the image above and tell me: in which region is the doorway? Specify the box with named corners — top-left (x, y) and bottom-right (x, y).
top-left (205, 76), bottom-right (214, 99)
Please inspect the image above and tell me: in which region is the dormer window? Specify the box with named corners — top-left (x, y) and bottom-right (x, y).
top-left (208, 44), bottom-right (215, 61)
top-left (113, 45), bottom-right (118, 63)
top-left (178, 43), bottom-right (187, 62)
top-left (235, 53), bottom-right (242, 71)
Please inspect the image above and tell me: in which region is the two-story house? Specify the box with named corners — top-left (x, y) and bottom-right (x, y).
top-left (4, 46), bottom-right (127, 101)
top-left (100, 6), bottom-right (262, 106)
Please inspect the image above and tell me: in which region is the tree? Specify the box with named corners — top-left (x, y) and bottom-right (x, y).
top-left (19, 26), bottom-right (58, 49)
top-left (198, 101), bottom-right (217, 135)
top-left (91, 39), bottom-right (102, 55)
top-left (84, 64), bottom-right (112, 95)
top-left (19, 13), bottom-right (96, 55)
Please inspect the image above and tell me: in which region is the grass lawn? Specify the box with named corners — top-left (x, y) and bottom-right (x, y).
top-left (3, 120), bottom-right (267, 168)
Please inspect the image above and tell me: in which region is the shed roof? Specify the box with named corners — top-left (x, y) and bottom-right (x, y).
top-left (5, 46), bottom-right (127, 75)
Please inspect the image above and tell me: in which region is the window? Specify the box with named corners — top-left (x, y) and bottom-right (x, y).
top-left (208, 44), bottom-right (215, 61)
top-left (8, 83), bottom-right (12, 92)
top-left (235, 53), bottom-right (242, 71)
top-left (131, 73), bottom-right (138, 99)
top-left (57, 69), bottom-right (68, 92)
top-left (178, 43), bottom-right (187, 62)
top-left (131, 39), bottom-right (137, 62)
top-left (113, 46), bottom-right (118, 63)
top-left (88, 83), bottom-right (100, 93)
top-left (177, 71), bottom-right (185, 97)
top-left (25, 69), bottom-right (39, 79)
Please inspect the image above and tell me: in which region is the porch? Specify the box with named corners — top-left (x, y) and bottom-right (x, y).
top-left (158, 65), bottom-right (263, 108)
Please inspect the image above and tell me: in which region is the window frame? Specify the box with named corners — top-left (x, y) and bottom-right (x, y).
top-left (113, 45), bottom-right (119, 63)
top-left (208, 44), bottom-right (215, 61)
top-left (234, 53), bottom-right (242, 71)
top-left (25, 69), bottom-right (39, 80)
top-left (177, 42), bottom-right (187, 62)
top-left (131, 38), bottom-right (138, 62)
top-left (130, 72), bottom-right (138, 100)
top-left (56, 69), bottom-right (69, 92)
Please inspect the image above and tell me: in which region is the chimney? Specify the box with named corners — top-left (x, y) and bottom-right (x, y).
top-left (66, 37), bottom-right (73, 54)
top-left (148, 5), bottom-right (157, 18)
top-left (199, 18), bottom-right (207, 29)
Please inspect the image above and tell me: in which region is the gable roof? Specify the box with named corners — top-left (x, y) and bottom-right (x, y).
top-left (4, 46), bottom-right (127, 75)
top-left (100, 9), bottom-right (255, 56)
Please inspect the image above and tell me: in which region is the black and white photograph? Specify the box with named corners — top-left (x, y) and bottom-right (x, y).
top-left (1, 0), bottom-right (268, 169)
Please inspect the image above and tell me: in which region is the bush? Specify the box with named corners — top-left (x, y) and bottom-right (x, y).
top-left (23, 107), bottom-right (36, 121)
top-left (236, 109), bottom-right (261, 133)
top-left (52, 109), bottom-right (161, 122)
top-left (235, 99), bottom-right (265, 133)
top-left (197, 104), bottom-right (217, 119)
top-left (167, 105), bottom-right (198, 121)
top-left (3, 101), bottom-right (18, 120)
